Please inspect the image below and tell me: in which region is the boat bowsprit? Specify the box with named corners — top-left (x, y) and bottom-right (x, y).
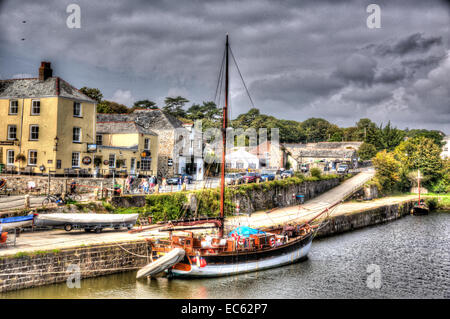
top-left (136, 248), bottom-right (185, 279)
top-left (34, 213), bottom-right (139, 232)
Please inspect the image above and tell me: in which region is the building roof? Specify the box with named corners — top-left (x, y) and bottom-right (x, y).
top-left (284, 141), bottom-right (362, 161)
top-left (0, 77), bottom-right (96, 103)
top-left (96, 121), bottom-right (157, 136)
top-left (97, 109), bottom-right (185, 130)
top-left (283, 141), bottom-right (363, 150)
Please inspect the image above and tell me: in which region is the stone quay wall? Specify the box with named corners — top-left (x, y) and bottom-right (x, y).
top-left (0, 175), bottom-right (126, 195)
top-left (0, 240), bottom-right (150, 293)
top-left (111, 178), bottom-right (342, 214)
top-left (315, 200), bottom-right (415, 238)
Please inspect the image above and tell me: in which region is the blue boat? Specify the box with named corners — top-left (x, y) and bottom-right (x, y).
top-left (0, 214), bottom-right (35, 231)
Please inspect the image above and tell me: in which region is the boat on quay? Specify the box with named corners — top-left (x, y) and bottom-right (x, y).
top-left (136, 35), bottom-right (338, 279)
top-left (34, 213), bottom-right (139, 232)
top-left (0, 214), bottom-right (36, 231)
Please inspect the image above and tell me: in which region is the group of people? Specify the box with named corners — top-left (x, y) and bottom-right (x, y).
top-left (125, 175), bottom-right (159, 194)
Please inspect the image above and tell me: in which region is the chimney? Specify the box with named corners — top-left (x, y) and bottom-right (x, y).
top-left (38, 61), bottom-right (53, 81)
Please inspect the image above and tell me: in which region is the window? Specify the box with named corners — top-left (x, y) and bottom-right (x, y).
top-left (9, 100), bottom-right (18, 115)
top-left (96, 134), bottom-right (103, 145)
top-left (109, 154), bottom-right (116, 168)
top-left (30, 125), bottom-right (39, 140)
top-left (72, 152), bottom-right (80, 167)
top-left (31, 100), bottom-right (40, 115)
top-left (56, 160), bottom-right (61, 169)
top-left (28, 150), bottom-right (37, 166)
top-left (144, 138), bottom-right (150, 150)
top-left (73, 102), bottom-right (82, 117)
top-left (73, 127), bottom-right (81, 142)
top-left (7, 125), bottom-right (17, 140)
top-left (141, 157), bottom-right (151, 171)
top-left (7, 150), bottom-right (14, 165)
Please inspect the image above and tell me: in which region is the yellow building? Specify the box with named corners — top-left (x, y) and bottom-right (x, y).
top-left (0, 62), bottom-right (97, 175)
top-left (95, 121), bottom-right (159, 177)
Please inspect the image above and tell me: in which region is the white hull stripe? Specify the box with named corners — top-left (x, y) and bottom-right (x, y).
top-left (172, 241), bottom-right (312, 277)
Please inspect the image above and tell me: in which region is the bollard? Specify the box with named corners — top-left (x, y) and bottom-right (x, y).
top-left (24, 194), bottom-right (30, 209)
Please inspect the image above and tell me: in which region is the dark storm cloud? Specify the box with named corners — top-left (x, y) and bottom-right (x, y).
top-left (0, 0), bottom-right (448, 132)
top-left (365, 33), bottom-right (443, 56)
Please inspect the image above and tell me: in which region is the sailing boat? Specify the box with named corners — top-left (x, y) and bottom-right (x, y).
top-left (411, 170), bottom-right (429, 216)
top-left (137, 35), bottom-right (333, 279)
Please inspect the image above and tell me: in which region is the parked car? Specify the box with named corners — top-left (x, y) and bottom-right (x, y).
top-left (225, 173), bottom-right (243, 185)
top-left (242, 172), bottom-right (261, 183)
top-left (337, 164), bottom-right (349, 174)
top-left (300, 163), bottom-right (310, 173)
top-left (260, 171), bottom-right (275, 182)
top-left (166, 174), bottom-right (193, 185)
top-left (280, 170), bottom-right (294, 178)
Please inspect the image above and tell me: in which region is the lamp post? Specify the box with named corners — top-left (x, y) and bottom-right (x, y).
top-left (53, 136), bottom-right (59, 151)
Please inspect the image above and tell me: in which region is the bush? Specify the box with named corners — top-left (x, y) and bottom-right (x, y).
top-left (310, 167), bottom-right (322, 179)
top-left (425, 197), bottom-right (438, 211)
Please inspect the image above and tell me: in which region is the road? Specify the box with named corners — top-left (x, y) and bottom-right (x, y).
top-left (0, 170), bottom-right (385, 256)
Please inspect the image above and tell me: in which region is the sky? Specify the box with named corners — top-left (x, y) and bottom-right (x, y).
top-left (0, 0), bottom-right (449, 133)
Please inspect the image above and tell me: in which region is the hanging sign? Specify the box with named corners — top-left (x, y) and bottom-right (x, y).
top-left (103, 159), bottom-right (109, 165)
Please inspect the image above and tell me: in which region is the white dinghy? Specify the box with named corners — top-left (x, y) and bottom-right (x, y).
top-left (136, 248), bottom-right (185, 279)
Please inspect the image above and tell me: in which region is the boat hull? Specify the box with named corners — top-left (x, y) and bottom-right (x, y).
top-left (171, 234), bottom-right (313, 278)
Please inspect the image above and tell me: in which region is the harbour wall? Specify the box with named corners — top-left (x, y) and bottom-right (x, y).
top-left (0, 241), bottom-right (150, 293)
top-left (315, 199), bottom-right (415, 238)
top-left (112, 177), bottom-right (343, 214)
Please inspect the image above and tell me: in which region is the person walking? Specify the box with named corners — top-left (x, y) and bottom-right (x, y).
top-left (177, 176), bottom-right (182, 191)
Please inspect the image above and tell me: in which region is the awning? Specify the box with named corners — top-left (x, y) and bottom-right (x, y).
top-left (228, 226), bottom-right (266, 238)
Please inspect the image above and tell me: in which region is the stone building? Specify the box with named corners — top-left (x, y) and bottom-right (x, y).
top-left (97, 109), bottom-right (203, 180)
top-left (249, 140), bottom-right (287, 169)
top-left (0, 61), bottom-right (97, 176)
top-left (284, 141), bottom-right (363, 170)
top-left (95, 121), bottom-right (158, 177)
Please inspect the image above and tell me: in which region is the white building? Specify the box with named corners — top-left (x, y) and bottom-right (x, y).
top-left (442, 136), bottom-right (450, 159)
top-left (225, 148), bottom-right (259, 170)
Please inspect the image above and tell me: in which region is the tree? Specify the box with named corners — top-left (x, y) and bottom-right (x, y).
top-left (372, 150), bottom-right (402, 193)
top-left (377, 121), bottom-right (405, 151)
top-left (358, 142), bottom-right (377, 160)
top-left (79, 87), bottom-right (103, 103)
top-left (132, 99), bottom-right (157, 109)
top-left (300, 118), bottom-right (334, 142)
top-left (394, 137), bottom-right (443, 183)
top-left (163, 96), bottom-right (189, 118)
top-left (97, 100), bottom-right (129, 114)
top-left (405, 129), bottom-right (445, 148)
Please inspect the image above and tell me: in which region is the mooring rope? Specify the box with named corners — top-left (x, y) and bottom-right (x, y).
top-left (114, 242), bottom-right (149, 258)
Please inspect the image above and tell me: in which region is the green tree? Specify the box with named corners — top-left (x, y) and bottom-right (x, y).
top-left (394, 137), bottom-right (443, 184)
top-left (404, 129), bottom-right (445, 148)
top-left (377, 121), bottom-right (405, 151)
top-left (79, 87), bottom-right (103, 103)
top-left (132, 99), bottom-right (157, 109)
top-left (300, 118), bottom-right (334, 142)
top-left (372, 150), bottom-right (402, 193)
top-left (358, 142), bottom-right (377, 160)
top-left (97, 100), bottom-right (129, 114)
top-left (163, 96), bottom-right (189, 118)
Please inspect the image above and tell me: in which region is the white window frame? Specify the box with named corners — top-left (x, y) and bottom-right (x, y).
top-left (9, 100), bottom-right (18, 115)
top-left (141, 157), bottom-right (151, 171)
top-left (31, 100), bottom-right (40, 115)
top-left (109, 154), bottom-right (116, 168)
top-left (73, 127), bottom-right (81, 143)
top-left (28, 150), bottom-right (37, 166)
top-left (29, 125), bottom-right (39, 141)
top-left (7, 150), bottom-right (14, 165)
top-left (72, 152), bottom-right (80, 168)
top-left (144, 138), bottom-right (150, 150)
top-left (73, 102), bottom-right (82, 117)
top-left (7, 125), bottom-right (17, 140)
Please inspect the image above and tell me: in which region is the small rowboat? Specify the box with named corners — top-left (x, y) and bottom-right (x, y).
top-left (0, 215), bottom-right (35, 231)
top-left (136, 248), bottom-right (185, 279)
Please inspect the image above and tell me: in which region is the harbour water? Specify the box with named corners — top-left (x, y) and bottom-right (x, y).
top-left (2, 212), bottom-right (449, 299)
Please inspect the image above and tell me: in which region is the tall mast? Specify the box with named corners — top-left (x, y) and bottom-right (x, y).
top-left (219, 34), bottom-right (229, 237)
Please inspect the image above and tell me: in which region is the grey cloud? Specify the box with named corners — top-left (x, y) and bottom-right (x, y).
top-left (333, 54), bottom-right (377, 86)
top-left (367, 33), bottom-right (443, 56)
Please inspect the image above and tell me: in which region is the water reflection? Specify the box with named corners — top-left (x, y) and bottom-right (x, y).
top-left (2, 212), bottom-right (449, 299)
